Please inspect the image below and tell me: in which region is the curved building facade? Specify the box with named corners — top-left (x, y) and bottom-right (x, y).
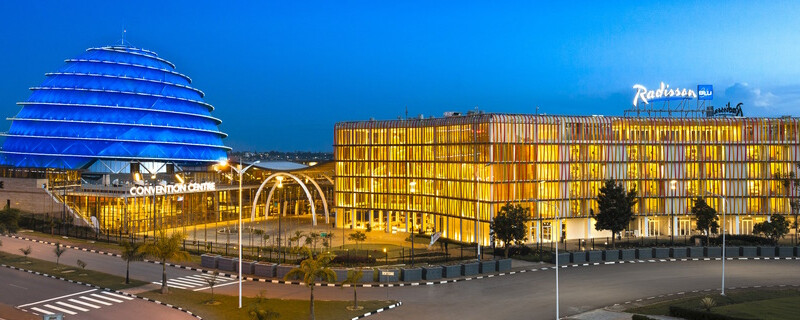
top-left (1, 45), bottom-right (229, 170)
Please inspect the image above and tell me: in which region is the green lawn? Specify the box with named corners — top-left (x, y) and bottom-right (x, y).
top-left (0, 251), bottom-right (147, 290)
top-left (713, 295), bottom-right (800, 320)
top-left (628, 289), bottom-right (800, 319)
top-left (139, 288), bottom-right (396, 320)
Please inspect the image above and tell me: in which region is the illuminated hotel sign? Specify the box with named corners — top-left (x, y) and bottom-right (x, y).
top-left (697, 85), bottom-right (713, 100)
top-left (129, 182), bottom-right (216, 196)
top-left (632, 82), bottom-right (701, 107)
top-left (710, 102), bottom-right (744, 117)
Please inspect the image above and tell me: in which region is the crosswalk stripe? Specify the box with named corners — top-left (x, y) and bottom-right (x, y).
top-left (79, 296), bottom-right (112, 306)
top-left (68, 298), bottom-right (100, 309)
top-left (153, 281), bottom-right (192, 289)
top-left (182, 277), bottom-right (217, 284)
top-left (30, 307), bottom-right (54, 315)
top-left (194, 273), bottom-right (230, 280)
top-left (170, 279), bottom-right (205, 286)
top-left (100, 291), bottom-right (134, 300)
top-left (90, 294), bottom-right (123, 303)
top-left (56, 301), bottom-right (89, 312)
top-left (43, 304), bottom-right (76, 315)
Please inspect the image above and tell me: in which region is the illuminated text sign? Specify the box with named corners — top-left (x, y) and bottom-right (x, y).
top-left (633, 82), bottom-right (698, 107)
top-left (129, 182), bottom-right (216, 196)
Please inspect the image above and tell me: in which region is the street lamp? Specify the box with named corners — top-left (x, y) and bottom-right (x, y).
top-left (219, 160), bottom-right (261, 308)
top-left (670, 180), bottom-right (677, 245)
top-left (533, 198), bottom-right (560, 320)
top-left (706, 190), bottom-right (728, 296)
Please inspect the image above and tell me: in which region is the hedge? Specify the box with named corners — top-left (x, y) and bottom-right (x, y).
top-left (669, 306), bottom-right (751, 320)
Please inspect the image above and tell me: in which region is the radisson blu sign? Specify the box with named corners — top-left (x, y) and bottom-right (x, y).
top-left (632, 82), bottom-right (713, 107)
top-left (129, 182), bottom-right (216, 196)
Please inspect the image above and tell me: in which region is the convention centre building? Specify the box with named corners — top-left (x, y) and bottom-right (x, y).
top-left (0, 44), bottom-right (334, 239)
top-left (333, 87), bottom-right (800, 245)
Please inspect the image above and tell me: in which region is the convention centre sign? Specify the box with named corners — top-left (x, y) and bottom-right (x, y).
top-left (129, 182), bottom-right (216, 196)
top-left (632, 82), bottom-right (713, 107)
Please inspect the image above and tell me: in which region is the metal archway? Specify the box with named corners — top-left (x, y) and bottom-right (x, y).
top-left (249, 172), bottom-right (328, 225)
top-left (297, 172), bottom-right (330, 224)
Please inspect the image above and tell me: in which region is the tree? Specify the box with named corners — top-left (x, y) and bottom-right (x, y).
top-left (53, 242), bottom-right (67, 268)
top-left (0, 207), bottom-right (21, 234)
top-left (249, 291), bottom-right (280, 320)
top-left (489, 203), bottom-right (529, 258)
top-left (305, 232), bottom-right (321, 254)
top-left (593, 179), bottom-right (639, 248)
top-left (691, 198), bottom-right (719, 245)
top-left (753, 214), bottom-right (790, 245)
top-left (19, 246), bottom-right (32, 261)
top-left (290, 231), bottom-right (305, 248)
top-left (284, 248), bottom-right (337, 320)
top-left (204, 271), bottom-right (220, 303)
top-left (775, 165), bottom-right (800, 240)
top-left (77, 259), bottom-right (87, 270)
top-left (120, 241), bottom-right (146, 284)
top-left (341, 269), bottom-right (364, 310)
top-left (348, 231), bottom-right (367, 251)
top-left (143, 232), bottom-right (191, 294)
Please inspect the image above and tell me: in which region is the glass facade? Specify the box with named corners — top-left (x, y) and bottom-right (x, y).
top-left (334, 114), bottom-right (800, 245)
top-left (1, 45), bottom-right (229, 169)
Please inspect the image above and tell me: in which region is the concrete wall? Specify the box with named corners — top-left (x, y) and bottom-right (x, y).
top-left (0, 177), bottom-right (55, 214)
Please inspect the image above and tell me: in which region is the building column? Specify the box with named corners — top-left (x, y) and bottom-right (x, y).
top-left (644, 216), bottom-right (649, 237)
top-left (586, 216), bottom-right (592, 239)
top-left (735, 215), bottom-right (740, 234)
top-left (350, 209), bottom-right (355, 229)
top-left (368, 210), bottom-right (373, 229)
top-left (673, 215), bottom-right (678, 237)
top-left (386, 211), bottom-right (391, 233)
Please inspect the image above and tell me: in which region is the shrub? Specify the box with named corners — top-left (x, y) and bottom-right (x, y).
top-left (669, 306), bottom-right (751, 320)
top-left (632, 315), bottom-right (657, 320)
top-left (690, 234), bottom-right (772, 246)
top-left (330, 255), bottom-right (376, 266)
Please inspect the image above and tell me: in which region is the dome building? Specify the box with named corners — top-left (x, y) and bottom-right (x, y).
top-left (0, 45), bottom-right (229, 171)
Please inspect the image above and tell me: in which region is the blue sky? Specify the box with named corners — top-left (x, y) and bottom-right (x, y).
top-left (1, 1), bottom-right (799, 151)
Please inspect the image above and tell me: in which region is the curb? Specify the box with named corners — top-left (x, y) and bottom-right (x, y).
top-left (351, 301), bottom-right (402, 320)
top-left (0, 263), bottom-right (202, 319)
top-left (611, 283), bottom-right (800, 307)
top-left (6, 235), bottom-right (798, 288)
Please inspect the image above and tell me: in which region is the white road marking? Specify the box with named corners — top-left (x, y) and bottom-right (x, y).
top-left (90, 293), bottom-right (123, 303)
top-left (68, 298), bottom-right (100, 309)
top-left (78, 296), bottom-right (112, 306)
top-left (17, 289), bottom-right (97, 308)
top-left (43, 304), bottom-right (76, 315)
top-left (193, 279), bottom-right (242, 291)
top-left (100, 291), bottom-right (134, 300)
top-left (30, 307), bottom-right (54, 315)
top-left (56, 301), bottom-right (89, 312)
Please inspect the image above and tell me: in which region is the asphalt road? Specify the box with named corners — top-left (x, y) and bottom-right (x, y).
top-left (3, 235), bottom-right (799, 320)
top-left (207, 259), bottom-right (800, 320)
top-left (1, 235), bottom-right (203, 285)
top-left (0, 266), bottom-right (194, 320)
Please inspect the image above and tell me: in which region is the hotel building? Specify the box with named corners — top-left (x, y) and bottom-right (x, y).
top-left (334, 112), bottom-right (800, 245)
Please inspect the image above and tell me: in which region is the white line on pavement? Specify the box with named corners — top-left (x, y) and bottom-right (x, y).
top-left (68, 298), bottom-right (100, 309)
top-left (17, 289), bottom-right (97, 308)
top-left (193, 279), bottom-right (242, 292)
top-left (101, 291), bottom-right (134, 300)
top-left (42, 304), bottom-right (76, 315)
top-left (90, 293), bottom-right (123, 303)
top-left (56, 301), bottom-right (89, 312)
top-left (78, 296), bottom-right (112, 306)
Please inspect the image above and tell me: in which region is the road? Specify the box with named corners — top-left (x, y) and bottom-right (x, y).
top-left (3, 234), bottom-right (799, 319)
top-left (0, 266), bottom-right (194, 320)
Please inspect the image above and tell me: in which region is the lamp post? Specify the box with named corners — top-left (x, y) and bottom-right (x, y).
top-left (706, 190), bottom-right (728, 296)
top-left (218, 160), bottom-right (260, 309)
top-left (670, 180), bottom-right (677, 245)
top-left (533, 199), bottom-right (560, 320)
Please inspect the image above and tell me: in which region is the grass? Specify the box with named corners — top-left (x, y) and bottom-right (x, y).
top-left (0, 251), bottom-right (147, 290)
top-left (138, 288), bottom-right (395, 320)
top-left (627, 289), bottom-right (800, 319)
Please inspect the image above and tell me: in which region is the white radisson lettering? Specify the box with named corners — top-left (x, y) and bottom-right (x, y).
top-left (633, 82), bottom-right (697, 107)
top-left (130, 182), bottom-right (215, 196)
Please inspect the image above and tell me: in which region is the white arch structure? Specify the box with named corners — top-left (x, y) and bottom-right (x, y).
top-left (250, 172), bottom-right (330, 225)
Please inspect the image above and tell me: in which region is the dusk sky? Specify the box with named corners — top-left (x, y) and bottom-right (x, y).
top-left (1, 1), bottom-right (799, 151)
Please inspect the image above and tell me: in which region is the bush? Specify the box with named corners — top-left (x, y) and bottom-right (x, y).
top-left (330, 255), bottom-right (376, 266)
top-left (669, 306), bottom-right (751, 320)
top-left (632, 315), bottom-right (657, 320)
top-left (690, 234), bottom-right (772, 246)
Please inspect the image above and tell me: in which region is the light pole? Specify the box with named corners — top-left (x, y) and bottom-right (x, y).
top-left (218, 160), bottom-right (260, 309)
top-left (706, 190), bottom-right (728, 296)
top-left (670, 180), bottom-right (677, 245)
top-left (533, 199), bottom-right (560, 320)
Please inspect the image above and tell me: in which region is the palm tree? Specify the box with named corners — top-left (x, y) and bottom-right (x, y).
top-left (283, 248), bottom-right (337, 320)
top-left (341, 270), bottom-right (364, 310)
top-left (142, 232), bottom-right (190, 294)
top-left (120, 241), bottom-right (146, 284)
top-left (53, 242), bottom-right (67, 269)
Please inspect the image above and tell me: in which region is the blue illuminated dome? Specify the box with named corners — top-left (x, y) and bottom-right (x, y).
top-left (1, 45), bottom-right (230, 169)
